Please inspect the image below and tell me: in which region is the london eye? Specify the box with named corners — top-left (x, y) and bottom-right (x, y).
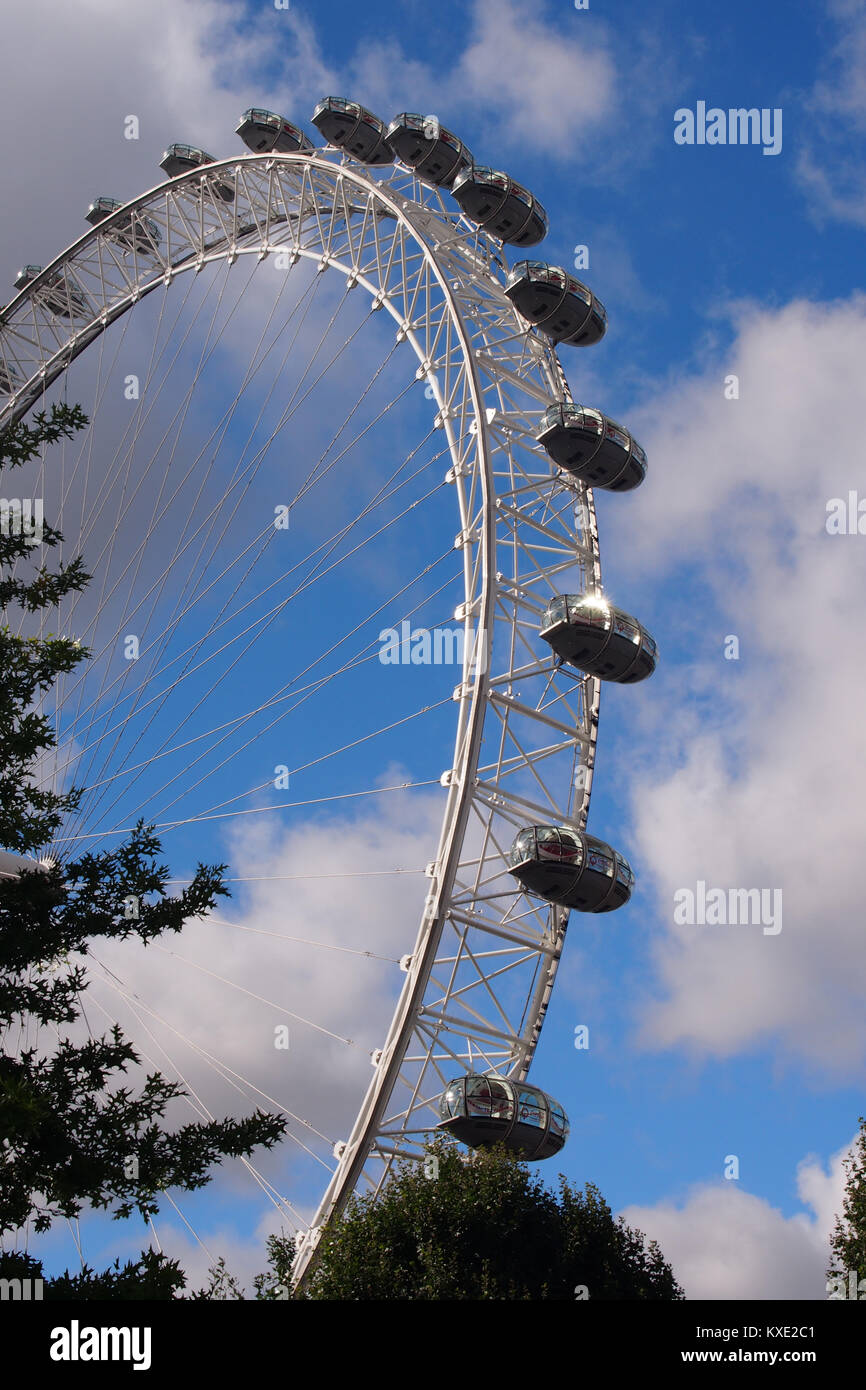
top-left (0, 98), bottom-right (656, 1289)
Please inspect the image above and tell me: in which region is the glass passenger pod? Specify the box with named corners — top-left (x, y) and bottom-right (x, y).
top-left (236, 109), bottom-right (314, 155)
top-left (311, 97), bottom-right (394, 164)
top-left (501, 178), bottom-right (548, 247)
top-left (451, 168), bottom-right (547, 246)
top-left (508, 825), bottom-right (585, 906)
top-left (508, 825), bottom-right (634, 912)
top-left (558, 277), bottom-right (605, 346)
top-left (537, 403), bottom-right (646, 491)
top-left (539, 594), bottom-right (658, 684)
top-left (85, 196), bottom-right (122, 226)
top-left (13, 265), bottom-right (43, 291)
top-left (85, 198), bottom-right (161, 255)
top-left (14, 265), bottom-right (89, 319)
top-left (438, 1074), bottom-right (568, 1160)
top-left (504, 260), bottom-right (593, 340)
top-left (385, 114), bottom-right (473, 188)
top-left (0, 360), bottom-right (20, 395)
top-left (159, 144), bottom-right (235, 200)
top-left (504, 260), bottom-right (568, 329)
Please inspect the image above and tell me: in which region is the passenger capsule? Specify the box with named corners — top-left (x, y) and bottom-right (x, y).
top-left (85, 198), bottom-right (162, 255)
top-left (14, 266), bottom-right (90, 320)
top-left (450, 166), bottom-right (548, 247)
top-left (540, 594), bottom-right (657, 683)
top-left (509, 825), bottom-right (634, 912)
top-left (538, 403), bottom-right (646, 491)
top-left (236, 108), bottom-right (314, 155)
top-left (385, 113), bottom-right (472, 188)
top-left (311, 97), bottom-right (394, 165)
top-left (438, 1073), bottom-right (568, 1160)
top-left (0, 361), bottom-right (20, 394)
top-left (159, 144), bottom-right (235, 201)
top-left (504, 261), bottom-right (606, 345)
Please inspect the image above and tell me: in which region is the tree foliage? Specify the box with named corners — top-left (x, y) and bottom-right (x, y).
top-left (828, 1115), bottom-right (866, 1285)
top-left (303, 1137), bottom-right (684, 1300)
top-left (0, 1246), bottom-right (186, 1300)
top-left (189, 1236), bottom-right (297, 1300)
top-left (1, 405), bottom-right (90, 852)
top-left (0, 404), bottom-right (286, 1279)
top-left (188, 1256), bottom-right (245, 1301)
top-left (253, 1234), bottom-right (296, 1299)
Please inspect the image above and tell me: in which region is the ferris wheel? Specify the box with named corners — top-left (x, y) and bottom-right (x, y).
top-left (0, 100), bottom-right (657, 1290)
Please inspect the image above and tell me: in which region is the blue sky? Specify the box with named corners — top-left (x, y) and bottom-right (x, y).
top-left (3, 0), bottom-right (866, 1298)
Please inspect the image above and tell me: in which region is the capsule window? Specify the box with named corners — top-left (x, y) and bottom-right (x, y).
top-left (536, 828), bottom-right (578, 861)
top-left (605, 424), bottom-right (630, 450)
top-left (549, 1102), bottom-right (567, 1137)
top-left (510, 829), bottom-right (536, 865)
top-left (567, 279), bottom-right (592, 303)
top-left (488, 1079), bottom-right (514, 1120)
top-left (535, 828), bottom-right (560, 856)
top-left (614, 615), bottom-right (639, 643)
top-left (558, 830), bottom-right (580, 857)
top-left (569, 598), bottom-right (608, 628)
top-left (517, 1087), bottom-right (546, 1128)
top-left (441, 1081), bottom-right (464, 1118)
top-left (544, 597), bottom-right (568, 627)
top-left (586, 849), bottom-right (614, 877)
top-left (465, 1075), bottom-right (492, 1116)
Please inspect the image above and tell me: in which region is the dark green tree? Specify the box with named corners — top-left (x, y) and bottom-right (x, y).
top-left (188, 1256), bottom-right (245, 1301)
top-left (253, 1234), bottom-right (296, 1299)
top-left (302, 1137), bottom-right (683, 1300)
top-left (0, 1246), bottom-right (186, 1300)
top-left (188, 1234), bottom-right (297, 1299)
top-left (0, 404), bottom-right (286, 1294)
top-left (828, 1115), bottom-right (866, 1291)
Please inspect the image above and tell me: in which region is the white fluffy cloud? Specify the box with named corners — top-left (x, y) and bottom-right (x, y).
top-left (620, 1132), bottom-right (853, 1300)
top-left (0, 0), bottom-right (336, 283)
top-left (450, 0), bottom-right (616, 157)
top-left (88, 780), bottom-right (443, 1171)
top-left (0, 0), bottom-right (624, 296)
top-left (601, 293), bottom-right (866, 1070)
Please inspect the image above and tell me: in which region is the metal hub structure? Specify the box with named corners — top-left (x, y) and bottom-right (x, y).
top-left (0, 146), bottom-right (604, 1288)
